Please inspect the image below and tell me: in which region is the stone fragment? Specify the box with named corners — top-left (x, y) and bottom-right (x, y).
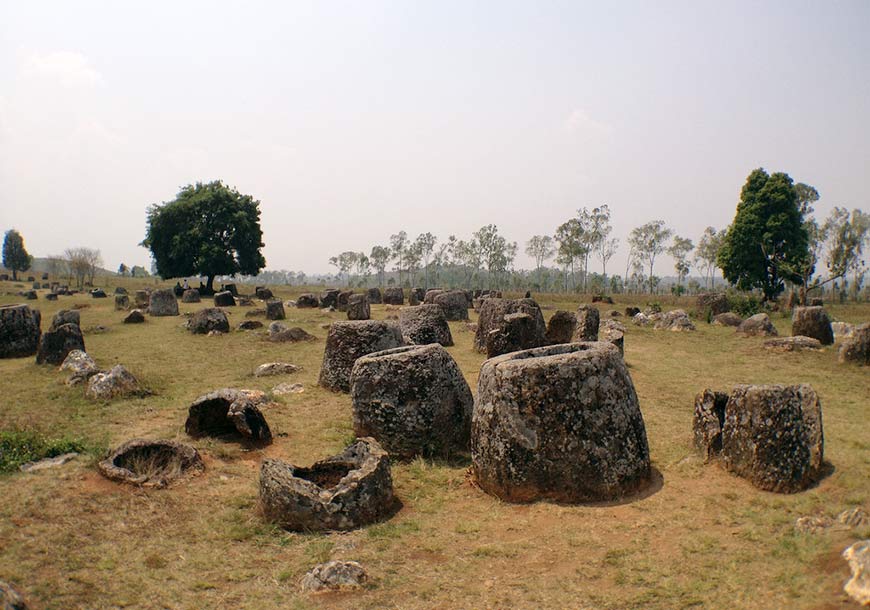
top-left (60, 349), bottom-right (99, 385)
top-left (737, 313), bottom-right (778, 337)
top-left (791, 306), bottom-right (834, 345)
top-left (254, 362), bottom-right (301, 377)
top-left (182, 288), bottom-right (201, 303)
top-left (572, 305), bottom-right (599, 341)
top-left (763, 336), bottom-right (823, 352)
top-left (267, 322), bottom-right (316, 343)
top-left (189, 308), bottom-right (230, 334)
top-left (843, 540), bottom-right (870, 606)
top-left (839, 323), bottom-right (870, 365)
top-left (545, 310), bottom-right (576, 345)
top-left (301, 561), bottom-right (367, 592)
top-left (713, 312), bottom-right (743, 327)
top-left (238, 319), bottom-right (263, 330)
top-left (123, 309), bottom-right (145, 324)
top-left (296, 293), bottom-right (320, 308)
top-left (86, 365), bottom-right (144, 400)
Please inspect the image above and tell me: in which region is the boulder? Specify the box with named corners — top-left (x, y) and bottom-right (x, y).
top-left (259, 438), bottom-right (395, 531)
top-left (320, 289), bottom-right (341, 309)
top-left (185, 388), bottom-right (272, 444)
top-left (399, 304), bottom-right (453, 346)
top-left (592, 295), bottom-right (614, 304)
top-left (696, 292), bottom-right (729, 317)
top-left (49, 309), bottom-right (79, 331)
top-left (737, 313), bottom-right (778, 337)
top-left (114, 294), bottom-right (130, 310)
top-left (0, 304), bottom-right (41, 359)
top-left (545, 311), bottom-right (577, 345)
top-left (273, 382), bottom-right (304, 395)
top-left (246, 308), bottom-right (266, 318)
top-left (346, 294), bottom-right (370, 320)
top-left (255, 286), bottom-right (273, 300)
top-left (716, 384), bottom-right (824, 493)
top-left (296, 293), bottom-right (320, 308)
top-left (36, 323), bottom-right (84, 365)
top-left (408, 287), bottom-right (425, 306)
top-left (423, 289), bottom-right (445, 305)
top-left (433, 290), bottom-right (469, 321)
top-left (98, 439), bottom-right (204, 487)
top-left (713, 312), bottom-right (743, 327)
top-left (60, 350), bottom-right (99, 386)
top-left (189, 308), bottom-right (230, 334)
top-left (123, 309), bottom-right (146, 324)
top-left (791, 306), bottom-right (834, 345)
top-left (572, 305), bottom-right (600, 341)
top-left (383, 287), bottom-right (404, 306)
top-left (0, 580), bottom-right (28, 610)
top-left (254, 362), bottom-right (301, 377)
top-left (266, 299), bottom-right (286, 321)
top-left (134, 290), bottom-right (150, 308)
top-left (114, 287), bottom-right (128, 295)
top-left (85, 365), bottom-right (144, 400)
top-left (319, 320), bottom-right (404, 392)
top-left (763, 336), bottom-right (823, 352)
top-left (214, 290), bottom-right (236, 307)
top-left (337, 291), bottom-right (353, 312)
top-left (148, 289), bottom-right (178, 316)
top-left (472, 342), bottom-right (651, 503)
top-left (653, 309), bottom-right (695, 331)
top-left (182, 289), bottom-right (201, 303)
top-left (839, 323), bottom-right (870, 365)
top-left (22, 290), bottom-right (37, 300)
top-left (600, 321), bottom-right (625, 356)
top-left (45, 293), bottom-right (57, 301)
top-left (301, 561), bottom-right (368, 592)
top-left (474, 298), bottom-right (546, 353)
top-left (350, 344), bottom-right (473, 458)
top-left (366, 287), bottom-right (382, 304)
top-left (267, 322), bottom-right (316, 343)
top-left (91, 288), bottom-right (107, 298)
top-left (238, 319), bottom-right (263, 330)
top-left (625, 306), bottom-right (641, 317)
top-left (843, 540), bottom-right (870, 606)
top-left (486, 312), bottom-right (543, 358)
top-left (832, 321), bottom-right (855, 340)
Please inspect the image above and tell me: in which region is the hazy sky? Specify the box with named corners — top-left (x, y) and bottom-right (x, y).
top-left (1, 1), bottom-right (868, 275)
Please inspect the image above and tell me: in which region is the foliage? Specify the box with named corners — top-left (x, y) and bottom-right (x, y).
top-left (628, 220), bottom-right (673, 293)
top-left (694, 226), bottom-right (726, 290)
top-left (64, 247), bottom-right (102, 289)
top-left (2, 229), bottom-right (32, 281)
top-left (667, 235), bottom-right (694, 289)
top-left (717, 169), bottom-right (809, 301)
top-left (726, 292), bottom-right (762, 317)
top-left (0, 429), bottom-right (94, 474)
top-left (141, 181), bottom-right (266, 292)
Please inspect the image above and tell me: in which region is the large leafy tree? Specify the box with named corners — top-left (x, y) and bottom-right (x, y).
top-left (141, 181), bottom-right (266, 292)
top-left (2, 229), bottom-right (33, 281)
top-left (717, 169), bottom-right (809, 301)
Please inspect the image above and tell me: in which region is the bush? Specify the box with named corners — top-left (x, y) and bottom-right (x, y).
top-left (0, 429), bottom-right (96, 473)
top-left (726, 293), bottom-right (761, 318)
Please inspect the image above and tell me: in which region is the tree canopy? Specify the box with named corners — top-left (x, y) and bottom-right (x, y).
top-left (141, 181), bottom-right (266, 291)
top-left (2, 229), bottom-right (32, 281)
top-left (717, 168), bottom-right (809, 301)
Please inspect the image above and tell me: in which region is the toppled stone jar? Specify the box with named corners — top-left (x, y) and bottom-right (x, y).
top-left (350, 344), bottom-right (473, 458)
top-left (472, 342), bottom-right (651, 503)
top-left (259, 437), bottom-right (395, 531)
top-left (692, 384), bottom-right (824, 493)
top-left (185, 388), bottom-right (272, 444)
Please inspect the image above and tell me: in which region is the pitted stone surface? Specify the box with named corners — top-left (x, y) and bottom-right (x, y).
top-left (189, 308), bottom-right (230, 334)
top-left (319, 321), bottom-right (404, 392)
top-left (36, 323), bottom-right (84, 365)
top-left (49, 309), bottom-right (79, 331)
top-left (692, 389), bottom-right (729, 461)
top-left (383, 287), bottom-right (404, 306)
top-left (260, 438), bottom-right (395, 531)
top-left (433, 290), bottom-right (469, 321)
top-left (572, 305), bottom-right (600, 341)
top-left (398, 305), bottom-right (453, 346)
top-left (60, 349), bottom-right (99, 386)
top-left (0, 304), bottom-right (41, 359)
top-left (350, 344), bottom-right (473, 458)
top-left (474, 298), bottom-right (546, 353)
top-left (86, 365), bottom-right (144, 400)
top-left (265, 299), bottom-right (285, 320)
top-left (214, 291), bottom-right (236, 307)
top-left (471, 342), bottom-right (651, 503)
top-left (545, 311), bottom-right (576, 345)
top-left (296, 293), bottom-right (319, 308)
top-left (366, 287), bottom-right (382, 304)
top-left (182, 288), bottom-right (201, 303)
top-left (843, 540), bottom-right (870, 606)
top-left (839, 323), bottom-right (870, 365)
top-left (763, 336), bottom-right (823, 352)
top-left (347, 294), bottom-right (370, 320)
top-left (185, 388), bottom-right (272, 444)
top-left (713, 312), bottom-right (743, 327)
top-left (791, 306), bottom-right (833, 345)
top-left (148, 289), bottom-right (179, 316)
top-left (301, 561), bottom-right (368, 592)
top-left (737, 313), bottom-right (778, 336)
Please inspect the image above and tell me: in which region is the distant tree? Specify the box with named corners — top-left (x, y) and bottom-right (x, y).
top-left (694, 226), bottom-right (726, 290)
top-left (354, 253), bottom-right (371, 287)
top-left (820, 207), bottom-right (870, 299)
top-left (587, 205), bottom-right (615, 290)
top-left (525, 235), bottom-right (555, 289)
top-left (130, 265), bottom-right (149, 278)
top-left (118, 263), bottom-right (128, 276)
top-left (389, 231), bottom-right (409, 286)
top-left (473, 225), bottom-right (513, 288)
top-left (414, 232), bottom-right (437, 288)
top-left (628, 220), bottom-right (673, 293)
top-left (369, 245), bottom-right (391, 287)
top-left (2, 229), bottom-right (32, 281)
top-left (141, 181), bottom-right (266, 293)
top-left (328, 251), bottom-right (358, 286)
top-left (667, 235), bottom-right (694, 292)
top-left (717, 169), bottom-right (809, 302)
top-left (64, 247), bottom-right (101, 289)
top-left (554, 219), bottom-right (585, 291)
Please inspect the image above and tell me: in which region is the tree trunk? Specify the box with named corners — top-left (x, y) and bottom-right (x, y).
top-left (206, 275), bottom-right (215, 293)
top-left (12, 270), bottom-right (17, 281)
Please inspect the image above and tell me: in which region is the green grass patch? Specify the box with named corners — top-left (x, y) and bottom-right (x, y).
top-left (0, 428), bottom-right (101, 473)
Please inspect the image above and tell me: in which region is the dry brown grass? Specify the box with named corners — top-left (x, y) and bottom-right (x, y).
top-left (0, 280), bottom-right (868, 609)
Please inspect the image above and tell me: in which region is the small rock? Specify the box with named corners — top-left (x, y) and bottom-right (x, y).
top-left (0, 580), bottom-right (27, 609)
top-left (19, 452), bottom-right (79, 472)
top-left (301, 560), bottom-right (368, 592)
top-left (794, 516), bottom-right (833, 534)
top-left (255, 362), bottom-right (301, 377)
top-left (763, 336), bottom-right (823, 352)
top-left (843, 540), bottom-right (870, 606)
top-left (839, 507), bottom-right (869, 528)
top-left (123, 309), bottom-right (146, 324)
top-left (86, 365), bottom-right (144, 400)
top-left (273, 382), bottom-right (304, 395)
top-left (238, 320), bottom-right (263, 330)
top-left (59, 349), bottom-right (99, 386)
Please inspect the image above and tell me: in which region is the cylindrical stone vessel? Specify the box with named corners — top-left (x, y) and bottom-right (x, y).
top-left (318, 320), bottom-right (404, 392)
top-left (350, 344), bottom-right (473, 458)
top-left (472, 342), bottom-right (651, 503)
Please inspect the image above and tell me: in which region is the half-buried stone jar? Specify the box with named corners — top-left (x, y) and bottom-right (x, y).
top-left (350, 344), bottom-right (473, 458)
top-left (259, 437), bottom-right (395, 531)
top-left (471, 342), bottom-right (651, 503)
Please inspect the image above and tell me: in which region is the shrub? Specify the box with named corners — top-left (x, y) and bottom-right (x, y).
top-left (0, 429), bottom-right (96, 473)
top-left (726, 293), bottom-right (761, 318)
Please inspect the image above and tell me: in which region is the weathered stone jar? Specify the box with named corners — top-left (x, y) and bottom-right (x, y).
top-left (318, 320), bottom-right (404, 392)
top-left (350, 344), bottom-right (473, 458)
top-left (0, 304), bottom-right (41, 359)
top-left (259, 438), bottom-right (395, 531)
top-left (472, 342), bottom-right (651, 503)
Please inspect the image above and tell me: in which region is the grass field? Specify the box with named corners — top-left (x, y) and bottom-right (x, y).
top-left (1, 280), bottom-right (868, 609)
